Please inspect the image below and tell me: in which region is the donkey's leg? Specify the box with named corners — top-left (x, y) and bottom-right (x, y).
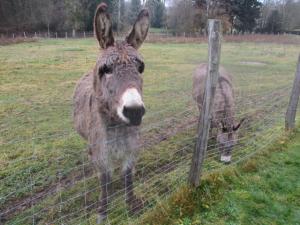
top-left (92, 151), bottom-right (112, 223)
top-left (122, 166), bottom-right (144, 215)
top-left (98, 170), bottom-right (112, 222)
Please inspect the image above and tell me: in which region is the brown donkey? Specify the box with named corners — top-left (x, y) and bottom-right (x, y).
top-left (73, 3), bottom-right (149, 222)
top-left (193, 64), bottom-right (245, 163)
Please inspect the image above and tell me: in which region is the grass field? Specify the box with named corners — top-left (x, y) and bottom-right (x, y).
top-left (140, 129), bottom-right (300, 225)
top-left (0, 37), bottom-right (300, 224)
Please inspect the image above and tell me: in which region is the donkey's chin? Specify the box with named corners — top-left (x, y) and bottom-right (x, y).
top-left (128, 118), bottom-right (142, 126)
top-left (116, 113), bottom-right (143, 126)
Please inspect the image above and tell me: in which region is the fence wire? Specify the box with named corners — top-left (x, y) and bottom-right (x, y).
top-left (0, 39), bottom-right (299, 225)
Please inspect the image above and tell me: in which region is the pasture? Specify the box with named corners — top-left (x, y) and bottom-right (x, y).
top-left (140, 129), bottom-right (300, 225)
top-left (0, 37), bottom-right (300, 224)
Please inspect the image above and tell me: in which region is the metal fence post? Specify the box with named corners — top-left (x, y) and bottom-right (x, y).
top-left (188, 19), bottom-right (222, 187)
top-left (285, 54), bottom-right (300, 130)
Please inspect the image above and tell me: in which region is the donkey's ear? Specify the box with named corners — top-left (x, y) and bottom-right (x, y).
top-left (126, 9), bottom-right (150, 49)
top-left (94, 3), bottom-right (114, 49)
top-left (233, 118), bottom-right (246, 131)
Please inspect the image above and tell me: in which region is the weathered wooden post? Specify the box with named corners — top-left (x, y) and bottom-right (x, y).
top-left (285, 54), bottom-right (300, 130)
top-left (189, 19), bottom-right (222, 187)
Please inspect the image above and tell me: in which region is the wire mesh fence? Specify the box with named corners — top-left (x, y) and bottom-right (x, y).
top-left (0, 37), bottom-right (299, 225)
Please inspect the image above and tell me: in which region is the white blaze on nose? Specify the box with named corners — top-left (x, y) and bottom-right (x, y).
top-left (117, 88), bottom-right (144, 123)
top-left (122, 88), bottom-right (143, 107)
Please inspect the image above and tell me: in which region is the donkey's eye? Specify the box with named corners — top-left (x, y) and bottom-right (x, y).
top-left (135, 60), bottom-right (144, 74)
top-left (138, 62), bottom-right (145, 74)
top-left (222, 127), bottom-right (228, 133)
top-left (99, 64), bottom-right (113, 77)
top-left (108, 88), bottom-right (114, 94)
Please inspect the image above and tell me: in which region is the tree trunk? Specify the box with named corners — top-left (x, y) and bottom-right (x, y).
top-left (47, 23), bottom-right (50, 38)
top-left (118, 0), bottom-right (121, 33)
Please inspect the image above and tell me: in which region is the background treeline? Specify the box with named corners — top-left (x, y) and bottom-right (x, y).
top-left (0, 0), bottom-right (166, 34)
top-left (168, 0), bottom-right (300, 34)
top-left (0, 0), bottom-right (299, 35)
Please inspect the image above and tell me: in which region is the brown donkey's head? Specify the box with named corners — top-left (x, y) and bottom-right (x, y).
top-left (217, 118), bottom-right (245, 163)
top-left (93, 3), bottom-right (149, 126)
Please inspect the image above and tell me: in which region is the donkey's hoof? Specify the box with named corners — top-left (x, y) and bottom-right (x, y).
top-left (128, 196), bottom-right (145, 216)
top-left (96, 213), bottom-right (107, 224)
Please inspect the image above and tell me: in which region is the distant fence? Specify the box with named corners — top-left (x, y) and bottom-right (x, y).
top-left (1, 21), bottom-right (300, 225)
top-left (1, 30), bottom-right (300, 46)
top-left (0, 30), bottom-right (205, 40)
top-left (1, 29), bottom-right (300, 40)
top-left (285, 30), bottom-right (300, 35)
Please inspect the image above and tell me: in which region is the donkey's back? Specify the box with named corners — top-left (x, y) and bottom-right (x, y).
top-left (192, 63), bottom-right (234, 124)
top-left (73, 72), bottom-right (94, 140)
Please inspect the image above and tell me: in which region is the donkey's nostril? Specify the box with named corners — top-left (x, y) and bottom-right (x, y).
top-left (123, 106), bottom-right (145, 126)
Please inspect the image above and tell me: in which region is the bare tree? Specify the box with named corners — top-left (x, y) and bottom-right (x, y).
top-left (167, 0), bottom-right (195, 34)
top-left (42, 0), bottom-right (55, 37)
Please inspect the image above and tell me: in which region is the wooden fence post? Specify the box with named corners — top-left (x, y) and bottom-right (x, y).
top-left (189, 19), bottom-right (222, 187)
top-left (285, 54), bottom-right (300, 130)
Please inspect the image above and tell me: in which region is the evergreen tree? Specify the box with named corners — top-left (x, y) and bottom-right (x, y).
top-left (146, 0), bottom-right (166, 28)
top-left (153, 1), bottom-right (165, 28)
top-left (231, 0), bottom-right (262, 33)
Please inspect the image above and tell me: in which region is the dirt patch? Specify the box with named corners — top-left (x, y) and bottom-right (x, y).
top-left (240, 61), bottom-right (267, 66)
top-left (0, 37), bottom-right (38, 46)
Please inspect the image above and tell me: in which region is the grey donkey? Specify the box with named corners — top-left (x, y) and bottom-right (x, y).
top-left (193, 63), bottom-right (245, 163)
top-left (73, 3), bottom-right (150, 222)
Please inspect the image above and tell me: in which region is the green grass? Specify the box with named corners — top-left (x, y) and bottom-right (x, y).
top-left (0, 38), bottom-right (300, 224)
top-left (140, 129), bottom-right (300, 225)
